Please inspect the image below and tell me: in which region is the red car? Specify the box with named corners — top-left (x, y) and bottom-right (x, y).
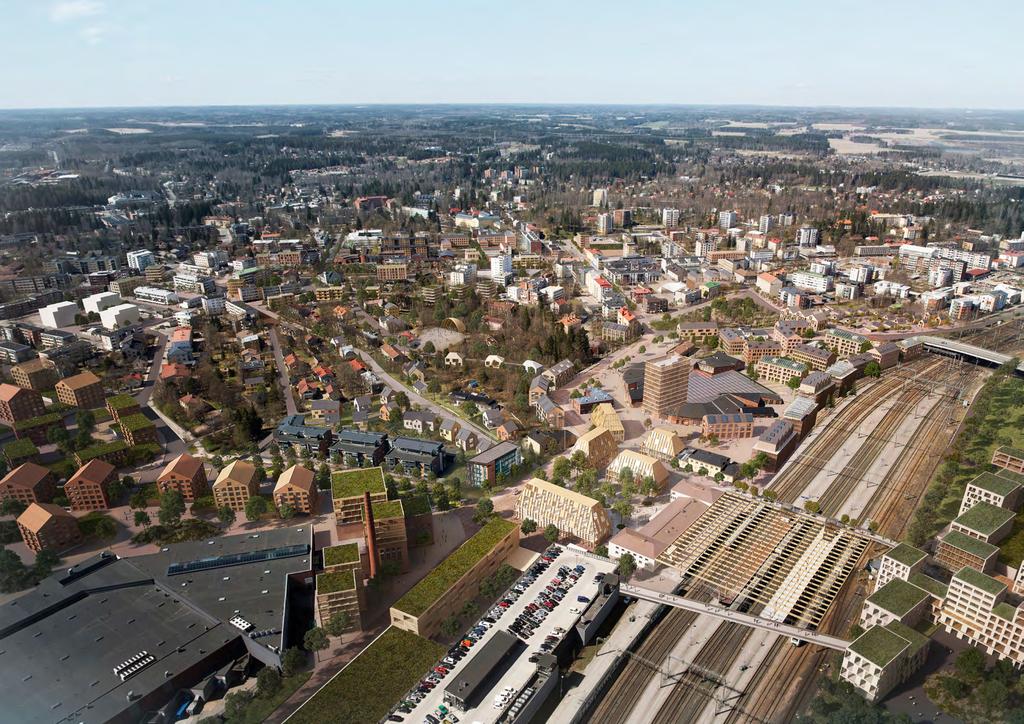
top-left (462, 639), bottom-right (474, 647)
top-left (435, 666), bottom-right (448, 674)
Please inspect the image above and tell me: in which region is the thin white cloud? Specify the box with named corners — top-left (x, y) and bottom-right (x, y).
top-left (79, 24), bottom-right (107, 45)
top-left (49, 0), bottom-right (105, 23)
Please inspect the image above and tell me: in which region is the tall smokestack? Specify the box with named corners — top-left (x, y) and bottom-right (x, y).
top-left (363, 491), bottom-right (379, 580)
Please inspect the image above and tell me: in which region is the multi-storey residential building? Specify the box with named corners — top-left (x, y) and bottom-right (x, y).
top-left (65, 459), bottom-right (115, 511)
top-left (368, 498), bottom-right (409, 571)
top-left (126, 249), bottom-right (156, 271)
top-left (569, 428), bottom-right (618, 469)
top-left (701, 413), bottom-right (755, 440)
top-left (0, 462), bottom-right (56, 505)
top-left (0, 384), bottom-right (45, 425)
top-left (316, 568), bottom-right (362, 632)
top-left (17, 502), bottom-right (82, 553)
top-left (642, 354), bottom-right (690, 419)
top-left (314, 286), bottom-right (347, 302)
top-left (992, 446), bottom-right (1024, 475)
top-left (642, 427), bottom-right (685, 460)
top-left (468, 442), bottom-right (521, 486)
top-left (11, 358), bottom-right (58, 391)
top-left (823, 328), bottom-right (869, 359)
top-left (542, 359), bottom-right (575, 388)
top-left (788, 270), bottom-right (832, 293)
top-left (860, 578), bottom-right (932, 631)
top-left (935, 530), bottom-right (999, 573)
top-left (590, 402), bottom-right (625, 442)
top-left (949, 502), bottom-right (1015, 544)
top-left (39, 301), bottom-right (79, 328)
top-left (157, 453), bottom-right (208, 502)
top-left (212, 460), bottom-right (259, 511)
top-left (331, 466), bottom-right (389, 526)
top-left (875, 544), bottom-right (928, 590)
top-left (796, 226), bottom-right (820, 247)
top-left (109, 275), bottom-right (147, 297)
top-left (959, 472), bottom-right (1023, 515)
top-left (331, 430), bottom-right (389, 468)
top-left (606, 449), bottom-right (670, 489)
top-left (376, 262), bottom-right (408, 282)
top-left (718, 210), bottom-right (737, 229)
top-left (515, 477), bottom-right (612, 548)
top-left (55, 370), bottom-right (104, 409)
top-left (841, 620), bottom-right (929, 703)
top-left (791, 343), bottom-right (836, 371)
top-left (755, 356), bottom-right (808, 385)
top-left (273, 465), bottom-right (319, 515)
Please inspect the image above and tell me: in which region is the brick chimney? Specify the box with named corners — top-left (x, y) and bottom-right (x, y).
top-left (363, 491), bottom-right (379, 579)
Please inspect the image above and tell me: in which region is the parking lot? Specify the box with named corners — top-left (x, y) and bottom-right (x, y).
top-left (394, 546), bottom-right (617, 724)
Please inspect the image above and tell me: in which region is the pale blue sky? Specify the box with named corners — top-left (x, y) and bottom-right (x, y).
top-left (1, 0), bottom-right (1021, 109)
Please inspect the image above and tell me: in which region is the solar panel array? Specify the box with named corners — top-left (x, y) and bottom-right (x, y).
top-left (166, 543), bottom-right (309, 576)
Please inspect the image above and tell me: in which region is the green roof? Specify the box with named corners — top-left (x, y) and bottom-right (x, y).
top-left (996, 468), bottom-right (1024, 484)
top-left (867, 579), bottom-right (929, 616)
top-left (941, 530), bottom-right (998, 561)
top-left (969, 472), bottom-right (1022, 498)
top-left (76, 439), bottom-right (128, 463)
top-left (953, 502), bottom-right (1015, 537)
top-left (392, 518), bottom-right (516, 617)
top-left (371, 499), bottom-right (404, 520)
top-left (331, 466), bottom-right (386, 499)
top-left (400, 494), bottom-right (431, 517)
top-left (848, 625), bottom-right (912, 667)
top-left (885, 543), bottom-right (927, 568)
top-left (953, 566), bottom-right (1007, 597)
top-left (884, 621), bottom-right (929, 657)
top-left (323, 542), bottom-right (360, 567)
top-left (317, 569), bottom-right (356, 594)
top-left (993, 602), bottom-right (1018, 622)
top-left (909, 573), bottom-right (948, 599)
top-left (761, 356), bottom-right (807, 372)
top-left (12, 412), bottom-right (63, 431)
top-left (996, 445), bottom-right (1024, 460)
top-left (3, 438), bottom-right (38, 458)
top-left (119, 412), bottom-right (155, 433)
top-left (105, 394), bottom-right (139, 411)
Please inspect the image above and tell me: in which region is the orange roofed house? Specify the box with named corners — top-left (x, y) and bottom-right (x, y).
top-left (17, 502), bottom-right (82, 552)
top-left (273, 465), bottom-right (318, 515)
top-left (65, 459), bottom-right (116, 511)
top-left (0, 462), bottom-right (57, 505)
top-left (0, 383), bottom-right (45, 425)
top-left (157, 453), bottom-right (208, 502)
top-left (55, 370), bottom-right (105, 409)
top-left (213, 460), bottom-right (259, 511)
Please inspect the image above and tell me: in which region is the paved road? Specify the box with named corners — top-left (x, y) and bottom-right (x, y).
top-left (357, 350), bottom-right (494, 447)
top-left (268, 326), bottom-right (299, 416)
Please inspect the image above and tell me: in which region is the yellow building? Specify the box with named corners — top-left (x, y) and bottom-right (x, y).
top-left (515, 477), bottom-right (611, 548)
top-left (591, 402), bottom-right (625, 442)
top-left (570, 427), bottom-right (618, 470)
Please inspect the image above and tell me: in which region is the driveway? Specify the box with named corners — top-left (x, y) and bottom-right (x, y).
top-left (269, 326), bottom-right (299, 416)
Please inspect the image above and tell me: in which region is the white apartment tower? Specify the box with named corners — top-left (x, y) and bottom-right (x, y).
top-left (127, 249), bottom-right (156, 272)
top-left (718, 210), bottom-right (737, 230)
top-left (662, 208), bottom-right (681, 228)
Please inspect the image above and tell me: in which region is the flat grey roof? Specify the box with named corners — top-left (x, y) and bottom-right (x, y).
top-left (444, 629), bottom-right (521, 707)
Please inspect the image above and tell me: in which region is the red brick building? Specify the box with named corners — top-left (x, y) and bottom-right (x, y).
top-left (65, 459), bottom-right (115, 511)
top-left (0, 462), bottom-right (57, 506)
top-left (157, 453), bottom-right (208, 502)
top-left (0, 383), bottom-right (45, 425)
top-left (17, 502), bottom-right (82, 553)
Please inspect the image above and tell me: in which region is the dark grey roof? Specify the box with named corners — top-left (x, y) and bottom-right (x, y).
top-left (444, 630), bottom-right (522, 707)
top-left (687, 369), bottom-right (780, 404)
top-left (470, 441), bottom-right (519, 465)
top-left (687, 448), bottom-right (731, 469)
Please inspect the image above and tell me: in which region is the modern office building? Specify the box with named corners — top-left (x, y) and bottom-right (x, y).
top-left (468, 441), bottom-right (522, 486)
top-left (273, 464), bottom-right (319, 515)
top-left (127, 249), bottom-right (156, 271)
top-left (65, 459), bottom-right (115, 511)
top-left (212, 460), bottom-right (259, 511)
top-left (56, 370), bottom-right (105, 409)
top-left (515, 477), bottom-right (611, 548)
top-left (642, 354), bottom-right (690, 419)
top-left (157, 453), bottom-right (208, 502)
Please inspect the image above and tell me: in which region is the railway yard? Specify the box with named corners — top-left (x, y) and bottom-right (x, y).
top-left (579, 322), bottom-right (1024, 724)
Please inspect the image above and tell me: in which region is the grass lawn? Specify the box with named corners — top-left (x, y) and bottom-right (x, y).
top-left (223, 670), bottom-right (311, 724)
top-left (288, 627), bottom-right (443, 724)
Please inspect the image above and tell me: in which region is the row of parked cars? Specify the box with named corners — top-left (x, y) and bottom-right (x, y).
top-left (510, 553), bottom-right (588, 647)
top-left (391, 546), bottom-right (567, 723)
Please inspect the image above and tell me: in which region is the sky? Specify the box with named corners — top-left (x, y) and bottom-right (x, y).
top-left (1, 0), bottom-right (1022, 110)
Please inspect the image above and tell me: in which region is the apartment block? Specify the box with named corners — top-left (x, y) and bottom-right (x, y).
top-left (755, 356), bottom-right (808, 385)
top-left (376, 262), bottom-right (408, 282)
top-left (367, 499), bottom-right (409, 571)
top-left (823, 328), bottom-right (869, 359)
top-left (11, 358), bottom-right (58, 391)
top-left (212, 460), bottom-right (259, 511)
top-left (959, 472), bottom-right (1023, 515)
top-left (791, 343), bottom-right (836, 372)
top-left (157, 453), bottom-right (208, 502)
top-left (935, 530), bottom-right (999, 574)
top-left (273, 465), bottom-right (319, 515)
top-left (55, 370), bottom-right (105, 409)
top-left (65, 459), bottom-right (115, 511)
top-left (642, 354), bottom-right (690, 419)
top-left (515, 477), bottom-right (612, 548)
top-left (331, 466), bottom-right (389, 526)
top-left (0, 462), bottom-right (57, 505)
top-left (316, 569), bottom-right (362, 632)
top-left (841, 621), bottom-right (929, 703)
top-left (590, 402), bottom-right (625, 442)
top-left (950, 502), bottom-right (1015, 544)
top-left (875, 543), bottom-right (928, 589)
top-left (701, 413), bottom-right (755, 440)
top-left (0, 384), bottom-right (45, 425)
top-left (992, 446), bottom-right (1024, 475)
top-left (17, 502), bottom-right (82, 553)
top-left (468, 442), bottom-right (521, 487)
top-left (569, 427), bottom-right (618, 470)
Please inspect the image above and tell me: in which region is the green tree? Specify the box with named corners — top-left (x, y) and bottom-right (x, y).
top-left (616, 552), bottom-right (637, 578)
top-left (520, 518), bottom-right (537, 534)
top-left (278, 502), bottom-right (295, 520)
top-left (552, 456), bottom-right (572, 480)
top-left (0, 547), bottom-right (29, 593)
top-left (324, 610), bottom-right (351, 637)
top-left (245, 495), bottom-right (269, 522)
top-left (440, 616), bottom-right (461, 637)
top-left (223, 690), bottom-right (255, 719)
top-left (256, 666), bottom-right (282, 697)
top-left (543, 523), bottom-right (559, 543)
top-left (134, 510), bottom-right (151, 528)
top-left (105, 478), bottom-right (126, 504)
top-left (955, 646), bottom-right (985, 680)
top-left (594, 544), bottom-right (609, 557)
top-left (281, 648), bottom-right (306, 677)
top-left (786, 375), bottom-right (802, 390)
top-left (303, 626), bottom-right (329, 652)
top-left (864, 361), bottom-right (881, 378)
top-left (804, 500), bottom-right (821, 514)
top-left (617, 467), bottom-right (634, 487)
top-left (217, 505), bottom-right (236, 527)
top-left (158, 489), bottom-right (185, 527)
top-left (0, 498), bottom-right (26, 517)
top-left (76, 409), bottom-right (96, 434)
top-left (34, 548), bottom-right (60, 580)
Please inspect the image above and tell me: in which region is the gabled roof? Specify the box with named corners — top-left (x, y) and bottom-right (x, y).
top-left (158, 453), bottom-right (204, 481)
top-left (275, 465), bottom-right (315, 494)
top-left (0, 462), bottom-right (51, 492)
top-left (214, 460), bottom-right (257, 488)
top-left (68, 459), bottom-right (115, 487)
top-left (17, 502), bottom-right (74, 533)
